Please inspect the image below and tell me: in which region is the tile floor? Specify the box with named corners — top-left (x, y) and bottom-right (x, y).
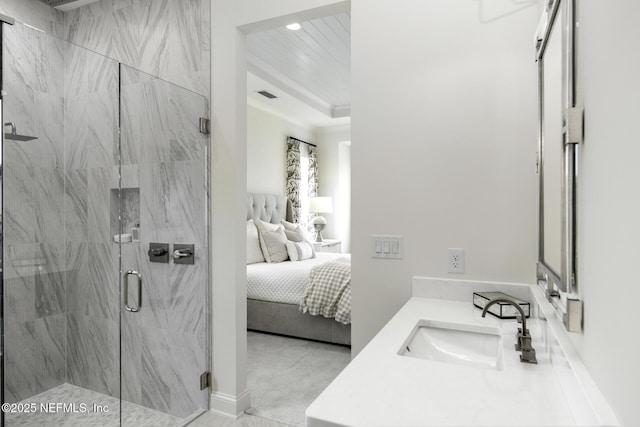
top-left (3, 332), bottom-right (350, 427)
top-left (5, 383), bottom-right (184, 426)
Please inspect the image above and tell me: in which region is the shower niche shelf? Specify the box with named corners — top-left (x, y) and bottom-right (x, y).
top-left (110, 187), bottom-right (140, 243)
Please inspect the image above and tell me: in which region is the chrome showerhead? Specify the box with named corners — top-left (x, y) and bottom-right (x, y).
top-left (3, 122), bottom-right (38, 142)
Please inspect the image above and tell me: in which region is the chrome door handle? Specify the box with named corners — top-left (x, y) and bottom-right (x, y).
top-left (124, 270), bottom-right (142, 312)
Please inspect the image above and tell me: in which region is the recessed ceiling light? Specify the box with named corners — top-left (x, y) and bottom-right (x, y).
top-left (286, 23), bottom-right (301, 31)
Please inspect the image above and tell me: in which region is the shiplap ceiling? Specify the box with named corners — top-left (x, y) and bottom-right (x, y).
top-left (247, 12), bottom-right (351, 122)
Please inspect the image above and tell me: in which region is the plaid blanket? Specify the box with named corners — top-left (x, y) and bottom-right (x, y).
top-left (300, 256), bottom-right (351, 325)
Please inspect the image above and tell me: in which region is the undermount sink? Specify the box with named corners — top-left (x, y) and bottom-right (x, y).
top-left (400, 320), bottom-right (504, 371)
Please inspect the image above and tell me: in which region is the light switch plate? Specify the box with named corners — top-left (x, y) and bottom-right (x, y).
top-left (372, 235), bottom-right (403, 259)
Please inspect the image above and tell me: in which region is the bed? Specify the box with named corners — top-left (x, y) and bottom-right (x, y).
top-left (246, 193), bottom-right (351, 346)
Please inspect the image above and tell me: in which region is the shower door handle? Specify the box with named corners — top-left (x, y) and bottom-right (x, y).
top-left (124, 270), bottom-right (142, 312)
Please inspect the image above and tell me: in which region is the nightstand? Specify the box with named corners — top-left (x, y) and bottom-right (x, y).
top-left (313, 239), bottom-right (342, 253)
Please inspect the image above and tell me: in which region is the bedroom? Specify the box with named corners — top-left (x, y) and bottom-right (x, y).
top-left (244, 12), bottom-right (353, 425)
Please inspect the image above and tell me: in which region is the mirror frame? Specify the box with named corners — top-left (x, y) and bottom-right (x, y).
top-left (535, 0), bottom-right (583, 331)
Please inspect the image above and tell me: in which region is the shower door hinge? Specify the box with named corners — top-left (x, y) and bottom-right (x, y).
top-left (564, 106), bottom-right (584, 144)
top-left (199, 371), bottom-right (211, 390)
top-left (199, 117), bottom-right (210, 135)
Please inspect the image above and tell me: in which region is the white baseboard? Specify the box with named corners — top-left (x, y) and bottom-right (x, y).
top-left (210, 389), bottom-right (251, 418)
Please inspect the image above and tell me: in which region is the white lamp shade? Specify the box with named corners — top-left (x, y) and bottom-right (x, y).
top-left (309, 196), bottom-right (333, 214)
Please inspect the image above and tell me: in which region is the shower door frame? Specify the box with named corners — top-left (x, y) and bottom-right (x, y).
top-left (0, 14), bottom-right (16, 427)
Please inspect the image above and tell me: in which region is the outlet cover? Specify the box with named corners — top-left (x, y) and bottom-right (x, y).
top-left (448, 248), bottom-right (465, 273)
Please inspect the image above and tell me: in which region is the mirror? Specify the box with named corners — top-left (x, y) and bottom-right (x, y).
top-left (536, 0), bottom-right (583, 331)
top-left (541, 4), bottom-right (563, 278)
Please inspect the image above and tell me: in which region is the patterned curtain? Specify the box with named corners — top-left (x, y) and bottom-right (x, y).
top-left (307, 144), bottom-right (319, 224)
top-left (285, 137), bottom-right (301, 222)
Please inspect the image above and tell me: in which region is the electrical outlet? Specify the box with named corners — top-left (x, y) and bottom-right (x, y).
top-left (448, 248), bottom-right (465, 273)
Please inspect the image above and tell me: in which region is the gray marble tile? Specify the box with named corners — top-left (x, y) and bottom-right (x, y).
top-left (163, 0), bottom-right (201, 77)
top-left (168, 160), bottom-right (207, 246)
top-left (65, 241), bottom-right (89, 315)
top-left (167, 260), bottom-right (207, 336)
top-left (86, 89), bottom-right (119, 169)
top-left (88, 168), bottom-right (113, 243)
top-left (129, 325), bottom-right (206, 418)
top-left (32, 90), bottom-right (64, 169)
top-left (139, 162), bottom-right (171, 243)
top-left (121, 321), bottom-right (143, 405)
top-left (65, 168), bottom-right (88, 242)
top-left (33, 243), bottom-right (65, 317)
top-left (35, 167), bottom-right (65, 244)
top-left (3, 276), bottom-right (37, 326)
top-left (64, 95), bottom-right (89, 170)
top-left (36, 314), bottom-right (67, 392)
top-left (66, 314), bottom-right (120, 398)
top-left (167, 85), bottom-right (208, 162)
top-left (4, 319), bottom-right (39, 403)
top-left (121, 74), bottom-right (171, 165)
top-left (164, 330), bottom-right (208, 417)
top-left (63, 0), bottom-right (209, 96)
top-left (3, 161), bottom-right (37, 245)
top-left (86, 243), bottom-right (119, 320)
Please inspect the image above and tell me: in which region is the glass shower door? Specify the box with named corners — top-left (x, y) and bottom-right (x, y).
top-left (118, 64), bottom-right (209, 424)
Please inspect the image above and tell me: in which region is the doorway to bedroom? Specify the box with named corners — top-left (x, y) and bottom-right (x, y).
top-left (244, 7), bottom-right (352, 427)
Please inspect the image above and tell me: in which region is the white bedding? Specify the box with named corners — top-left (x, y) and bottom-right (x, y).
top-left (247, 253), bottom-right (350, 304)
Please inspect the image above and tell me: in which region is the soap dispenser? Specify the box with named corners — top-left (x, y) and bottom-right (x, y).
top-left (131, 220), bottom-right (140, 243)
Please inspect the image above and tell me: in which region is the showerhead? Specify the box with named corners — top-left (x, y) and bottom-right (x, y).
top-left (4, 133), bottom-right (38, 142)
top-left (3, 122), bottom-right (38, 142)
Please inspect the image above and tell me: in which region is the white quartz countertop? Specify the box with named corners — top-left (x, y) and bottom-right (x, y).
top-left (305, 297), bottom-right (579, 427)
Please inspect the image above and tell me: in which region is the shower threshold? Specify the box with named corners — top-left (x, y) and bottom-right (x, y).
top-left (5, 383), bottom-right (184, 426)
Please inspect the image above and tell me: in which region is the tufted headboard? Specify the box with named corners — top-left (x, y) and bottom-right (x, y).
top-left (247, 193), bottom-right (293, 224)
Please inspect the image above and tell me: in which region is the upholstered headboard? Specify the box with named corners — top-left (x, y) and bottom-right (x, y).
top-left (247, 193), bottom-right (294, 224)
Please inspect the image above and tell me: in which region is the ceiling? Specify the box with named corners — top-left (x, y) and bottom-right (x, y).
top-left (247, 12), bottom-right (351, 128)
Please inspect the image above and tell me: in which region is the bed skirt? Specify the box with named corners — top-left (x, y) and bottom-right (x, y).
top-left (247, 299), bottom-right (351, 346)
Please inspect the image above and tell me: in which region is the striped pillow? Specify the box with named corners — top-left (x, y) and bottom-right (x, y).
top-left (285, 240), bottom-right (315, 261)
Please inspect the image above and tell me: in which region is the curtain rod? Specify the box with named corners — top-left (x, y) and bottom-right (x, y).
top-left (288, 136), bottom-right (316, 148)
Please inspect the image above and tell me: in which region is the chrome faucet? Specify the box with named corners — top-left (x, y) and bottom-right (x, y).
top-left (482, 297), bottom-right (537, 364)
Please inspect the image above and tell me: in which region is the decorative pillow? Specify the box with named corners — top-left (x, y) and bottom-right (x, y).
top-left (284, 229), bottom-right (306, 242)
top-left (260, 230), bottom-right (289, 263)
top-left (280, 219), bottom-right (299, 231)
top-left (285, 240), bottom-right (315, 261)
top-left (255, 219), bottom-right (288, 262)
top-left (246, 220), bottom-right (265, 264)
top-left (280, 219), bottom-right (313, 242)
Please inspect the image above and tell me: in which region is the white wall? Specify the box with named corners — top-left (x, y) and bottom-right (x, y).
top-left (575, 1), bottom-right (640, 425)
top-left (315, 125), bottom-right (351, 252)
top-left (210, 0), bottom-right (350, 415)
top-left (351, 0), bottom-right (540, 353)
top-left (246, 104), bottom-right (314, 195)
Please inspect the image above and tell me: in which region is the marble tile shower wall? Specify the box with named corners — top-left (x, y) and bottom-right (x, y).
top-left (2, 22), bottom-right (67, 403)
top-left (63, 43), bottom-right (121, 399)
top-left (64, 0), bottom-right (211, 97)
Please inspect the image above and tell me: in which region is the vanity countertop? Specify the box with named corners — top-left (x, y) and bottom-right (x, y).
top-left (305, 296), bottom-right (580, 427)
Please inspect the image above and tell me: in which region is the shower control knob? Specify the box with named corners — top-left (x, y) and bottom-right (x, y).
top-left (173, 249), bottom-right (193, 259)
top-left (148, 247), bottom-right (168, 257)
